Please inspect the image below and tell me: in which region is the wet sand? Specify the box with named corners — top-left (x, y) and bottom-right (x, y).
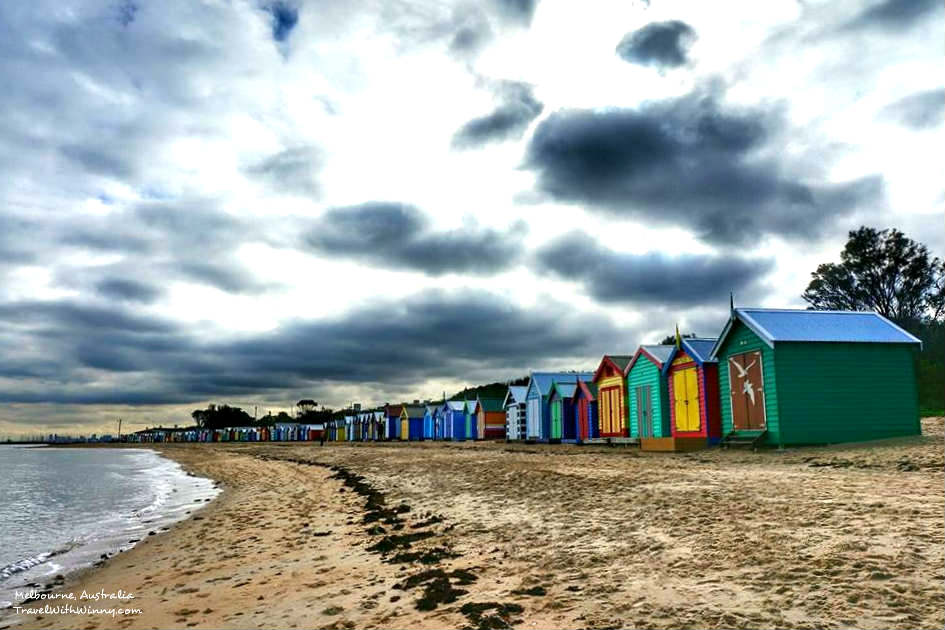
top-left (7, 418), bottom-right (943, 630)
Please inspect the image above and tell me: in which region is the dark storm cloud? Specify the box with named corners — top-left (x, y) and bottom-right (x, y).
top-left (0, 299), bottom-right (201, 404)
top-left (303, 202), bottom-right (525, 275)
top-left (880, 88), bottom-right (945, 129)
top-left (219, 289), bottom-right (612, 385)
top-left (523, 86), bottom-right (883, 245)
top-left (0, 290), bottom-right (622, 406)
top-left (534, 231), bottom-right (773, 306)
top-left (616, 20), bottom-right (696, 68)
top-left (0, 300), bottom-right (174, 335)
top-left (264, 1), bottom-right (299, 42)
top-left (95, 278), bottom-right (163, 304)
top-left (245, 146), bottom-right (320, 196)
top-left (453, 81), bottom-right (543, 148)
top-left (838, 0), bottom-right (942, 33)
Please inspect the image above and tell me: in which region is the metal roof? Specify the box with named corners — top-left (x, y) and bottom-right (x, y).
top-left (446, 400), bottom-right (467, 411)
top-left (710, 308), bottom-right (922, 358)
top-left (660, 337), bottom-right (718, 374)
top-left (402, 405), bottom-right (425, 417)
top-left (593, 354), bottom-right (634, 382)
top-left (683, 338), bottom-right (718, 363)
top-left (505, 386), bottom-right (528, 406)
top-left (605, 355), bottom-right (634, 371)
top-left (642, 344), bottom-right (674, 363)
top-left (549, 381), bottom-right (577, 399)
top-left (528, 372), bottom-right (594, 397)
top-left (626, 344), bottom-right (675, 373)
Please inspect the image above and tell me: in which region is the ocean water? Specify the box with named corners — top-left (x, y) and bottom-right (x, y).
top-left (0, 446), bottom-right (219, 608)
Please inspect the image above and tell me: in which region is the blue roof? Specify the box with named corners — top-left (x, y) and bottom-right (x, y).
top-left (683, 338), bottom-right (717, 363)
top-left (643, 344), bottom-right (674, 363)
top-left (505, 386), bottom-right (528, 405)
top-left (711, 308), bottom-right (921, 357)
top-left (550, 382), bottom-right (577, 399)
top-left (528, 371), bottom-right (594, 397)
top-left (660, 337), bottom-right (718, 374)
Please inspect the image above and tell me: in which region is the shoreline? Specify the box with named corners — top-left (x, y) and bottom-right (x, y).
top-left (4, 421), bottom-right (944, 629)
top-left (0, 447), bottom-right (219, 616)
top-left (4, 444), bottom-right (485, 630)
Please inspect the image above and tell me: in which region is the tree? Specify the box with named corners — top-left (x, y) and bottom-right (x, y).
top-left (296, 399), bottom-right (317, 416)
top-left (188, 403), bottom-right (252, 430)
top-left (191, 409), bottom-right (206, 428)
top-left (802, 227), bottom-right (944, 323)
top-left (297, 407), bottom-right (335, 423)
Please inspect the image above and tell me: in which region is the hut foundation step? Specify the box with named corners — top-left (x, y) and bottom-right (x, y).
top-left (721, 430), bottom-right (767, 451)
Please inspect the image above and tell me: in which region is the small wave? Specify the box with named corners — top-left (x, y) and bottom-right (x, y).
top-left (0, 541), bottom-right (80, 581)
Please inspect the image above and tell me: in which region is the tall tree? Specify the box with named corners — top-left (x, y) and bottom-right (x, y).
top-left (803, 226), bottom-right (944, 323)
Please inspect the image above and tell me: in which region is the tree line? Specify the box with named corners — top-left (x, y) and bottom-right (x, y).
top-left (190, 401), bottom-right (337, 431)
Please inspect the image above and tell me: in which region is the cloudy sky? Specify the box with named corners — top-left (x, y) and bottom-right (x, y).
top-left (0, 0), bottom-right (941, 436)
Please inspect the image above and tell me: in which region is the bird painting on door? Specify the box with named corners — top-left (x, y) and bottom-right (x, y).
top-left (729, 351), bottom-right (765, 430)
top-left (730, 356), bottom-right (758, 405)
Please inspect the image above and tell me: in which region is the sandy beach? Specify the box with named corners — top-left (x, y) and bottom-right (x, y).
top-left (5, 418), bottom-right (943, 630)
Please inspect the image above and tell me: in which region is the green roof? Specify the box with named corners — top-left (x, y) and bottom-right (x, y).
top-left (606, 355), bottom-right (634, 372)
top-left (477, 397), bottom-right (505, 412)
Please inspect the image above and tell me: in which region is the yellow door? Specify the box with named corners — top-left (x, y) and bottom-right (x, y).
top-left (602, 390), bottom-right (610, 434)
top-left (673, 370), bottom-right (689, 432)
top-left (685, 368), bottom-right (700, 431)
top-left (602, 387), bottom-right (623, 435)
top-left (674, 368), bottom-right (701, 432)
top-left (615, 387), bottom-right (624, 434)
top-left (609, 389), bottom-right (616, 434)
top-left (610, 389), bottom-right (617, 434)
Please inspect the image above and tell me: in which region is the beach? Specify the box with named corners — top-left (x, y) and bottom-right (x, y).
top-left (6, 418), bottom-right (943, 630)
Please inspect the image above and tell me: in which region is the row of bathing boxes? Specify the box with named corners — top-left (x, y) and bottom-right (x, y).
top-left (327, 309), bottom-right (923, 450)
top-left (132, 309), bottom-right (923, 450)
